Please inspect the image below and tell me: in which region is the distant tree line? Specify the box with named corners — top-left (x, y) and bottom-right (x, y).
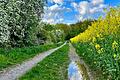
top-left (38, 20), bottom-right (94, 44)
top-left (54, 20), bottom-right (95, 40)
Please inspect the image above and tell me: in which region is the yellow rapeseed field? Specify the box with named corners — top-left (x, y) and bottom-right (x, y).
top-left (70, 8), bottom-right (120, 43)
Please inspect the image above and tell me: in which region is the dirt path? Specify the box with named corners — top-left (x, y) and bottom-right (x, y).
top-left (68, 43), bottom-right (94, 80)
top-left (0, 42), bottom-right (66, 80)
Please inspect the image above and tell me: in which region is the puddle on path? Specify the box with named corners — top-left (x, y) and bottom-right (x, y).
top-left (68, 43), bottom-right (92, 80)
top-left (68, 61), bottom-right (83, 80)
top-left (68, 61), bottom-right (90, 80)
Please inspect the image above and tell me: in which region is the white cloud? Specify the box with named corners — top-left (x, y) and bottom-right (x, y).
top-left (89, 7), bottom-right (98, 14)
top-left (53, 0), bottom-right (64, 4)
top-left (43, 0), bottom-right (107, 23)
top-left (90, 4), bottom-right (107, 14)
top-left (48, 0), bottom-right (64, 4)
top-left (42, 4), bottom-right (71, 24)
top-left (91, 0), bottom-right (104, 6)
top-left (78, 1), bottom-right (89, 15)
top-left (71, 0), bottom-right (107, 21)
top-left (75, 15), bottom-right (84, 21)
top-left (49, 4), bottom-right (60, 11)
top-left (99, 4), bottom-right (107, 8)
top-left (43, 19), bottom-right (54, 23)
top-left (59, 18), bottom-right (64, 22)
top-left (71, 2), bottom-right (78, 9)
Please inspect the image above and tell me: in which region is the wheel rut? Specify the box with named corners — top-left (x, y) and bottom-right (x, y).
top-left (68, 43), bottom-right (94, 80)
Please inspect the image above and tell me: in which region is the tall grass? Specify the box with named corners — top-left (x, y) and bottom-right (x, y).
top-left (0, 44), bottom-right (57, 70)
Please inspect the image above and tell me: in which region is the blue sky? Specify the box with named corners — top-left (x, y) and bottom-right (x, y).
top-left (42, 0), bottom-right (120, 24)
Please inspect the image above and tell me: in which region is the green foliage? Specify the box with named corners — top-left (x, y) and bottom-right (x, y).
top-left (41, 20), bottom-right (93, 43)
top-left (56, 24), bottom-right (70, 35)
top-left (0, 44), bottom-right (57, 70)
top-left (37, 23), bottom-right (66, 43)
top-left (50, 29), bottom-right (65, 43)
top-left (68, 20), bottom-right (94, 40)
top-left (54, 20), bottom-right (93, 40)
top-left (20, 44), bottom-right (69, 80)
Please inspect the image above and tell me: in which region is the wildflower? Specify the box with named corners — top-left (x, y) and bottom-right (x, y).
top-left (113, 53), bottom-right (117, 58)
top-left (88, 48), bottom-right (92, 51)
top-left (94, 61), bottom-right (97, 64)
top-left (97, 34), bottom-right (100, 38)
top-left (100, 37), bottom-right (104, 40)
top-left (101, 48), bottom-right (104, 53)
top-left (92, 37), bottom-right (96, 43)
top-left (112, 41), bottom-right (118, 49)
top-left (90, 42), bottom-right (93, 46)
top-left (97, 50), bottom-right (101, 54)
top-left (95, 44), bottom-right (101, 50)
top-left (97, 48), bottom-right (104, 54)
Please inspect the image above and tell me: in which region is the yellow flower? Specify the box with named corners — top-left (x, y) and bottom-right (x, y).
top-left (96, 34), bottom-right (100, 38)
top-left (95, 44), bottom-right (101, 50)
top-left (70, 8), bottom-right (120, 43)
top-left (112, 41), bottom-right (118, 49)
top-left (97, 48), bottom-right (104, 54)
top-left (92, 37), bottom-right (96, 43)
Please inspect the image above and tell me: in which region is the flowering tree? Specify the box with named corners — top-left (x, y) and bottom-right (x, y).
top-left (0, 0), bottom-right (46, 47)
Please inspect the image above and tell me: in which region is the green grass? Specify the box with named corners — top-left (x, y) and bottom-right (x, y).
top-left (20, 44), bottom-right (69, 80)
top-left (0, 44), bottom-right (58, 70)
top-left (73, 35), bottom-right (120, 80)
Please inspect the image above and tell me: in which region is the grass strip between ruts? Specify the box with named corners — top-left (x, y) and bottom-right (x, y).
top-left (20, 44), bottom-right (69, 80)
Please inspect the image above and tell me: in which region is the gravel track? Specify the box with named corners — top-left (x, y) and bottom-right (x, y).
top-left (0, 42), bottom-right (66, 80)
